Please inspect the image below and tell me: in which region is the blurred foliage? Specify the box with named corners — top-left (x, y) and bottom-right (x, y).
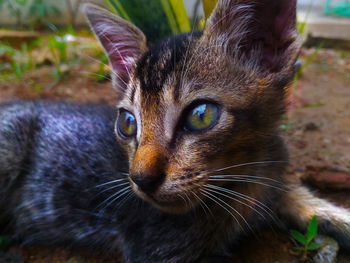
top-left (293, 2), bottom-right (324, 91)
top-left (106, 0), bottom-right (191, 42)
top-left (0, 39), bottom-right (40, 79)
top-left (202, 0), bottom-right (218, 19)
top-left (0, 0), bottom-right (60, 28)
top-left (29, 0), bottom-right (60, 27)
top-left (0, 25), bottom-right (80, 87)
top-left (0, 0), bottom-right (28, 27)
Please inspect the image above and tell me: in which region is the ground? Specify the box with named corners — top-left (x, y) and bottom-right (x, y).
top-left (0, 33), bottom-right (349, 262)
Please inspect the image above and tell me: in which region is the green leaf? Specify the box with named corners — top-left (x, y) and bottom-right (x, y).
top-left (203, 0), bottom-right (218, 19)
top-left (169, 0), bottom-right (190, 32)
top-left (307, 242), bottom-right (322, 250)
top-left (307, 216), bottom-right (318, 243)
top-left (291, 230), bottom-right (307, 245)
top-left (106, 0), bottom-right (131, 21)
top-left (106, 0), bottom-right (190, 42)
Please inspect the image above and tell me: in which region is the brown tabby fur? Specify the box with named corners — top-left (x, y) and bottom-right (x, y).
top-left (0, 1), bottom-right (348, 263)
top-left (84, 0), bottom-right (350, 252)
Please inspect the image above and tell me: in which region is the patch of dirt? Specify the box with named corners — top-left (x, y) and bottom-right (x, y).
top-left (0, 46), bottom-right (349, 262)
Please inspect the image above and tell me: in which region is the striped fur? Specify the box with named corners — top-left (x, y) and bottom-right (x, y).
top-left (0, 1), bottom-right (347, 263)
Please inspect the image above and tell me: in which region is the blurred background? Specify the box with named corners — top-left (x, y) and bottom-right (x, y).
top-left (0, 0), bottom-right (350, 262)
top-left (0, 0), bottom-right (349, 102)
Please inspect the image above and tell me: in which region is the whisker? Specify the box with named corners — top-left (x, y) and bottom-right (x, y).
top-left (209, 174), bottom-right (285, 186)
top-left (213, 161), bottom-right (287, 173)
top-left (206, 184), bottom-right (276, 219)
top-left (200, 189), bottom-right (243, 231)
top-left (94, 178), bottom-right (128, 188)
top-left (183, 191), bottom-right (192, 208)
top-left (80, 53), bottom-right (114, 72)
top-left (79, 53), bottom-right (131, 85)
top-left (102, 187), bottom-right (131, 210)
top-left (95, 181), bottom-right (130, 196)
top-left (192, 191), bottom-right (211, 217)
top-left (177, 193), bottom-right (188, 206)
top-left (114, 190), bottom-right (134, 210)
top-left (203, 188), bottom-right (253, 233)
top-left (208, 178), bottom-right (288, 192)
top-left (97, 186), bottom-right (131, 210)
top-left (79, 71), bottom-right (113, 81)
top-left (204, 185), bottom-right (267, 221)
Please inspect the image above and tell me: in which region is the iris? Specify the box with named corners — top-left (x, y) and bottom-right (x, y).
top-left (117, 111), bottom-right (137, 138)
top-left (184, 103), bottom-right (219, 132)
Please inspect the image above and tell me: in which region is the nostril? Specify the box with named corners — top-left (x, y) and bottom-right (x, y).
top-left (131, 173), bottom-right (165, 192)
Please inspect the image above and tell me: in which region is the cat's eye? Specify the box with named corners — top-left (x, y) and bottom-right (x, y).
top-left (184, 103), bottom-right (219, 132)
top-left (117, 111), bottom-right (137, 138)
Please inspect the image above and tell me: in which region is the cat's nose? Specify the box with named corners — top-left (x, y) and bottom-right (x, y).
top-left (131, 172), bottom-right (165, 192)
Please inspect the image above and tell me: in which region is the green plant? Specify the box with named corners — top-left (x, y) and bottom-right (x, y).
top-left (0, 0), bottom-right (28, 27)
top-left (291, 216), bottom-right (322, 260)
top-left (338, 49), bottom-right (347, 59)
top-left (292, 42), bottom-right (324, 91)
top-left (202, 0), bottom-right (218, 19)
top-left (48, 35), bottom-right (68, 65)
top-left (65, 0), bottom-right (83, 28)
top-left (96, 54), bottom-right (109, 82)
top-left (291, 2), bottom-right (325, 91)
top-left (0, 0), bottom-right (60, 28)
top-left (0, 37), bottom-right (42, 80)
top-left (0, 42), bottom-right (23, 79)
top-left (106, 0), bottom-right (191, 42)
top-left (29, 0), bottom-right (60, 27)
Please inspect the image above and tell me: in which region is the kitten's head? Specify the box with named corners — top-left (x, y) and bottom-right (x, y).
top-left (85, 0), bottom-right (299, 214)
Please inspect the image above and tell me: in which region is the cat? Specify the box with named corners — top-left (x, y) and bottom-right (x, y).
top-left (0, 0), bottom-right (349, 262)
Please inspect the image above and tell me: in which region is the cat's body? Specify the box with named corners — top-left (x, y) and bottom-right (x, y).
top-left (0, 100), bottom-right (285, 262)
top-left (0, 0), bottom-right (350, 262)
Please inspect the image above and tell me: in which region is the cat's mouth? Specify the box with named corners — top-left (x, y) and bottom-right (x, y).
top-left (131, 182), bottom-right (200, 214)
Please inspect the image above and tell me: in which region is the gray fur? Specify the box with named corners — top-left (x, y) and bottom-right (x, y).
top-left (0, 1), bottom-right (349, 262)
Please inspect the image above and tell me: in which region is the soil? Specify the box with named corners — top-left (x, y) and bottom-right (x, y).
top-left (0, 37), bottom-right (349, 262)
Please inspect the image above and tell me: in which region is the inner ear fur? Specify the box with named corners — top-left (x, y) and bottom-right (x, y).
top-left (83, 3), bottom-right (148, 93)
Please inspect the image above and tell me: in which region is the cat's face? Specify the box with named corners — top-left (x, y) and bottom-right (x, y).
top-left (85, 0), bottom-right (299, 214)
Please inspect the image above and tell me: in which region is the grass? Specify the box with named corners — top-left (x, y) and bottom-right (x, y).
top-left (292, 2), bottom-right (325, 91)
top-left (291, 216), bottom-right (322, 261)
top-left (0, 26), bottom-right (107, 88)
top-left (292, 42), bottom-right (324, 91)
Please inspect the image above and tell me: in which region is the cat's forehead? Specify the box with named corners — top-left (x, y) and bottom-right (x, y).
top-left (121, 31), bottom-right (259, 115)
top-left (134, 33), bottom-right (201, 103)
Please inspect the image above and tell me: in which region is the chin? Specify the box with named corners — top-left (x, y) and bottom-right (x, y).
top-left (132, 186), bottom-right (198, 214)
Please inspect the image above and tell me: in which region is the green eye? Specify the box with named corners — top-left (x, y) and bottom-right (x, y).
top-left (184, 103), bottom-right (219, 132)
top-left (117, 111), bottom-right (137, 138)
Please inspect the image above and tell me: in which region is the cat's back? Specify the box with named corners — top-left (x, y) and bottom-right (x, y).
top-left (0, 100), bottom-right (127, 212)
top-left (0, 100), bottom-right (117, 144)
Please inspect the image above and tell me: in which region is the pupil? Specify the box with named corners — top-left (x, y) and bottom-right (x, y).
top-left (194, 104), bottom-right (206, 121)
top-left (125, 114), bottom-right (134, 133)
top-left (126, 117), bottom-right (131, 127)
top-left (118, 111), bottom-right (136, 138)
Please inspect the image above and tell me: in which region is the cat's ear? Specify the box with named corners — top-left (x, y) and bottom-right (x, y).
top-left (83, 3), bottom-right (147, 91)
top-left (203, 0), bottom-right (300, 76)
